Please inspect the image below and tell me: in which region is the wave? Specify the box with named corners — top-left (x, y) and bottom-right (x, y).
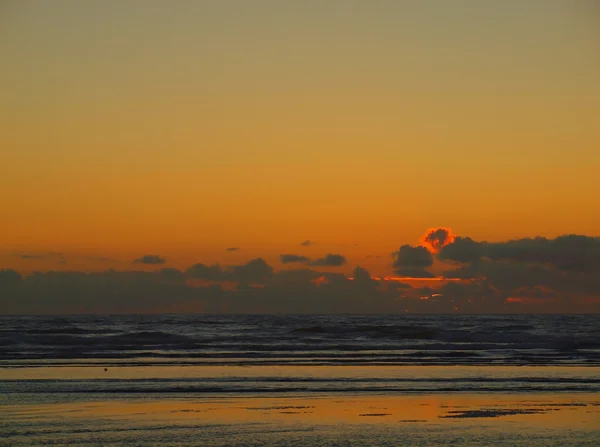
top-left (2, 379), bottom-right (598, 395)
top-left (1, 314), bottom-right (599, 367)
top-left (289, 324), bottom-right (439, 340)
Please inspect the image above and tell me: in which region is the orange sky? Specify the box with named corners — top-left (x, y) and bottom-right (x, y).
top-left (1, 1), bottom-right (599, 275)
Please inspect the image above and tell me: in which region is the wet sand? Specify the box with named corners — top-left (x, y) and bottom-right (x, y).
top-left (2, 393), bottom-right (599, 446)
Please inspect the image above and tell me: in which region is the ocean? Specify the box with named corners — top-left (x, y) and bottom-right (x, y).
top-left (1, 314), bottom-right (599, 446)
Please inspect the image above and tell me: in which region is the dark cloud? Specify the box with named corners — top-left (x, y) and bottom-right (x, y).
top-left (3, 230), bottom-right (600, 315)
top-left (1, 257), bottom-right (598, 314)
top-left (274, 268), bottom-right (322, 283)
top-left (0, 269), bottom-right (22, 286)
top-left (0, 264), bottom-right (392, 314)
top-left (160, 268), bottom-right (185, 282)
top-left (510, 285), bottom-right (560, 301)
top-left (280, 254), bottom-right (311, 264)
top-left (186, 263), bottom-right (227, 281)
top-left (440, 234), bottom-right (600, 272)
top-left (231, 258), bottom-right (273, 282)
top-left (226, 247), bottom-right (240, 252)
top-left (443, 259), bottom-right (559, 291)
top-left (433, 233), bottom-right (600, 313)
top-left (186, 258), bottom-right (273, 283)
top-left (438, 237), bottom-right (483, 263)
top-left (352, 266), bottom-right (379, 290)
top-left (300, 240), bottom-right (313, 247)
top-left (394, 245), bottom-right (433, 268)
top-left (133, 255), bottom-right (166, 265)
top-left (393, 245), bottom-right (434, 277)
top-left (309, 254), bottom-right (347, 267)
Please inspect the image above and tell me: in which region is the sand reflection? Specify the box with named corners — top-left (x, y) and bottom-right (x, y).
top-left (4, 393), bottom-right (598, 428)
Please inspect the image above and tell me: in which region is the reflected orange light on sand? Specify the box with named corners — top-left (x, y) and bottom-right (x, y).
top-left (7, 394), bottom-right (598, 430)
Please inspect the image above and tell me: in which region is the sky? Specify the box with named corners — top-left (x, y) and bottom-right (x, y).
top-left (1, 1), bottom-right (599, 313)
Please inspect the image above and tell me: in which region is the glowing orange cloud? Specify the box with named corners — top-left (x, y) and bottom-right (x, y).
top-left (420, 227), bottom-right (456, 253)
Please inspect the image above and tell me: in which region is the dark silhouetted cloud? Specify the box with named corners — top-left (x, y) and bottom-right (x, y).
top-left (1, 263), bottom-right (401, 314)
top-left (280, 254), bottom-right (311, 264)
top-left (438, 237), bottom-right (483, 263)
top-left (133, 255), bottom-right (166, 265)
top-left (3, 230), bottom-right (600, 315)
top-left (352, 266), bottom-right (379, 290)
top-left (0, 269), bottom-right (22, 285)
top-left (394, 245), bottom-right (433, 268)
top-left (393, 245), bottom-right (434, 277)
top-left (300, 240), bottom-right (313, 247)
top-left (274, 268), bottom-right (322, 283)
top-left (186, 263), bottom-right (227, 281)
top-left (309, 254), bottom-right (347, 267)
top-left (160, 268), bottom-right (185, 281)
top-left (231, 258), bottom-right (273, 282)
top-left (439, 234), bottom-right (600, 272)
top-left (226, 247), bottom-right (240, 252)
top-left (186, 258), bottom-right (273, 283)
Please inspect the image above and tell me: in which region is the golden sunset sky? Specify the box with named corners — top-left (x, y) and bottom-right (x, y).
top-left (1, 1), bottom-right (599, 275)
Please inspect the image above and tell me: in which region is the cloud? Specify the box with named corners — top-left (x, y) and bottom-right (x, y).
top-left (439, 234), bottom-right (600, 272)
top-left (274, 268), bottom-right (322, 283)
top-left (300, 240), bottom-right (313, 247)
top-left (352, 266), bottom-right (379, 290)
top-left (186, 263), bottom-right (227, 281)
top-left (431, 233), bottom-right (600, 313)
top-left (393, 268), bottom-right (436, 278)
top-left (1, 255), bottom-right (598, 314)
top-left (186, 258), bottom-right (273, 283)
top-left (133, 255), bottom-right (166, 265)
top-left (226, 247), bottom-right (240, 252)
top-left (160, 268), bottom-right (185, 281)
top-left (394, 245), bottom-right (433, 268)
top-left (1, 263), bottom-right (393, 314)
top-left (231, 258), bottom-right (273, 282)
top-left (280, 254), bottom-right (311, 264)
top-left (19, 254), bottom-right (44, 260)
top-left (309, 254), bottom-right (347, 267)
top-left (438, 237), bottom-right (483, 263)
top-left (0, 269), bottom-right (22, 285)
top-left (393, 245), bottom-right (434, 277)
top-left (420, 227), bottom-right (456, 253)
top-left (17, 252), bottom-right (63, 260)
top-left (3, 230), bottom-right (600, 314)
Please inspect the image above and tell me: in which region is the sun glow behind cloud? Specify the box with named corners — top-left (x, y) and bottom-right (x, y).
top-left (420, 228), bottom-right (456, 254)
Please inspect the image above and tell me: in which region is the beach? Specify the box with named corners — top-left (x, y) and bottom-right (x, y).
top-left (2, 376), bottom-right (599, 446)
top-left (1, 315), bottom-right (599, 446)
